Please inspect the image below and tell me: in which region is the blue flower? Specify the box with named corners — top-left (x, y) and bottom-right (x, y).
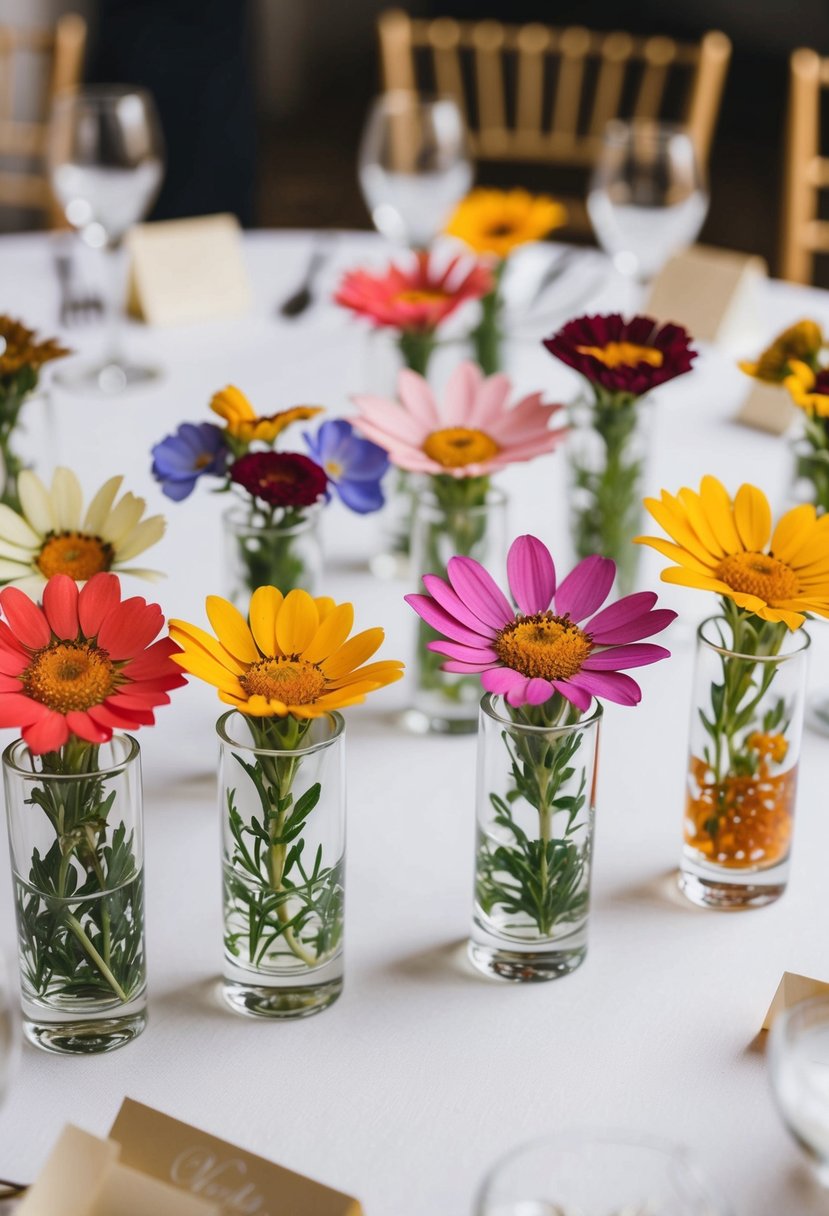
top-left (304, 419), bottom-right (388, 514)
top-left (151, 422), bottom-right (229, 501)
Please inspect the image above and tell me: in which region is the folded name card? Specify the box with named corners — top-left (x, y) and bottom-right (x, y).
top-left (762, 971), bottom-right (829, 1030)
top-left (126, 213), bottom-right (252, 326)
top-left (645, 244), bottom-right (767, 349)
top-left (734, 380), bottom-right (797, 435)
top-left (110, 1098), bottom-right (363, 1215)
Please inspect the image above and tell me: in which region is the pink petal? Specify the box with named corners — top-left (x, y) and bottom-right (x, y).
top-left (351, 394), bottom-right (425, 444)
top-left (422, 574), bottom-right (498, 638)
top-left (583, 591), bottom-right (657, 636)
top-left (481, 666), bottom-right (525, 695)
top-left (505, 676), bottom-right (531, 706)
top-left (446, 556), bottom-right (513, 631)
top-left (467, 372), bottom-right (512, 429)
top-left (441, 660), bottom-right (499, 674)
top-left (582, 643), bottom-right (671, 670)
top-left (404, 593), bottom-right (494, 647)
top-left (79, 573), bottom-right (122, 637)
top-left (554, 556), bottom-right (616, 622)
top-left (0, 588), bottom-right (50, 649)
top-left (442, 362), bottom-right (483, 426)
top-left (525, 677), bottom-right (555, 705)
top-left (552, 680), bottom-right (592, 712)
top-left (23, 711), bottom-right (70, 754)
top-left (570, 669), bottom-right (642, 706)
top-left (397, 369), bottom-right (440, 428)
top-left (588, 608), bottom-right (678, 646)
top-left (507, 535), bottom-right (556, 615)
top-left (66, 710), bottom-right (111, 744)
top-left (42, 575), bottom-right (80, 641)
top-left (427, 640), bottom-right (499, 663)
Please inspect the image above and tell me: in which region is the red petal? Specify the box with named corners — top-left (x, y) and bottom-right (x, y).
top-left (97, 598), bottom-right (163, 660)
top-left (66, 711), bottom-right (111, 744)
top-left (120, 636), bottom-right (182, 680)
top-left (78, 573), bottom-right (123, 638)
top-left (0, 587), bottom-right (50, 649)
top-left (0, 693), bottom-right (51, 727)
top-left (108, 690), bottom-right (170, 710)
top-left (23, 712), bottom-right (70, 754)
top-left (42, 575), bottom-right (80, 641)
top-left (92, 703), bottom-right (155, 728)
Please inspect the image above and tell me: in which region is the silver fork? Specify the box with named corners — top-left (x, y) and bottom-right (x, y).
top-left (53, 250), bottom-right (104, 328)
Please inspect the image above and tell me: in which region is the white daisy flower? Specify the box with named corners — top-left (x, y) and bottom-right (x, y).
top-left (0, 467), bottom-right (166, 594)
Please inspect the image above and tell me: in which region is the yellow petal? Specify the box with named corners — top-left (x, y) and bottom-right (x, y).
top-left (634, 534), bottom-right (716, 576)
top-left (698, 476), bottom-right (743, 554)
top-left (660, 566), bottom-right (745, 597)
top-left (83, 476), bottom-right (123, 535)
top-left (733, 484), bottom-right (772, 552)
top-left (115, 516), bottom-right (166, 562)
top-left (171, 644), bottom-right (245, 696)
top-left (205, 596), bottom-right (259, 663)
top-left (50, 467), bottom-right (83, 531)
top-left (643, 493), bottom-right (717, 566)
top-left (275, 589), bottom-right (319, 655)
top-left (321, 627), bottom-right (384, 679)
top-left (302, 602), bottom-right (355, 664)
top-left (249, 585), bottom-right (283, 656)
top-left (676, 487), bottom-right (727, 558)
top-left (18, 470), bottom-right (53, 535)
top-left (168, 619), bottom-right (247, 675)
top-left (770, 503), bottom-right (818, 563)
top-left (327, 659), bottom-right (405, 689)
top-left (314, 596), bottom-right (336, 622)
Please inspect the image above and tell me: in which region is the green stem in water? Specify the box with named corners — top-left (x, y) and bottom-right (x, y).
top-left (398, 330), bottom-right (436, 377)
top-left (470, 263), bottom-right (504, 375)
top-left (65, 914), bottom-right (128, 1003)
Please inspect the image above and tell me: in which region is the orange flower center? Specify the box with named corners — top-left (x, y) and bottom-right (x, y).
top-left (36, 533), bottom-right (112, 581)
top-left (241, 657), bottom-right (326, 705)
top-left (23, 642), bottom-right (116, 713)
top-left (422, 427), bottom-right (500, 469)
top-left (394, 289), bottom-right (449, 306)
top-left (714, 551), bottom-right (800, 602)
top-left (576, 341), bottom-right (664, 369)
top-left (484, 222), bottom-right (517, 238)
top-left (495, 613), bottom-right (593, 680)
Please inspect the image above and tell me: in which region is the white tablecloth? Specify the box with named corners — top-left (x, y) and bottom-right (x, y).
top-left (0, 230), bottom-right (827, 1215)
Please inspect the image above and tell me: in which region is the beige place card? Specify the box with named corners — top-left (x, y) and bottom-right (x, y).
top-left (645, 244), bottom-right (767, 348)
top-left (17, 1125), bottom-right (219, 1216)
top-left (762, 971), bottom-right (829, 1030)
top-left (126, 213), bottom-right (252, 326)
top-left (111, 1098), bottom-right (364, 1215)
top-left (734, 380), bottom-right (797, 435)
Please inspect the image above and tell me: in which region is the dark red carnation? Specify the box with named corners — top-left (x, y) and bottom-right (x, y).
top-left (229, 451), bottom-right (327, 508)
top-left (542, 313), bottom-right (696, 398)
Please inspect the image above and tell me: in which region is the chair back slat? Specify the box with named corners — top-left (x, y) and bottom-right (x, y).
top-left (632, 36), bottom-right (677, 120)
top-left (516, 24), bottom-right (550, 136)
top-left (551, 26), bottom-right (590, 140)
top-left (472, 20), bottom-right (507, 154)
top-left (429, 17), bottom-right (466, 118)
top-left (588, 32), bottom-right (634, 137)
top-left (781, 48), bottom-right (822, 282)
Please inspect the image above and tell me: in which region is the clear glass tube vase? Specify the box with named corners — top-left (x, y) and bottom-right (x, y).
top-left (679, 615), bottom-right (810, 909)
top-left (218, 710), bottom-right (345, 1019)
top-left (3, 735), bottom-right (146, 1054)
top-left (405, 484), bottom-right (507, 735)
top-left (223, 504), bottom-right (322, 605)
top-left (469, 694), bottom-right (602, 982)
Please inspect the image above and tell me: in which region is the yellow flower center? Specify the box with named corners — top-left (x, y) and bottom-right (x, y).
top-left (484, 222), bottom-right (517, 238)
top-left (576, 342), bottom-right (664, 369)
top-left (715, 552), bottom-right (800, 602)
top-left (325, 460), bottom-right (343, 478)
top-left (36, 533), bottom-right (113, 581)
top-left (23, 642), bottom-right (117, 713)
top-left (241, 657), bottom-right (326, 705)
top-left (495, 613), bottom-right (593, 681)
top-left (394, 290), bottom-right (449, 306)
top-left (422, 427), bottom-right (500, 469)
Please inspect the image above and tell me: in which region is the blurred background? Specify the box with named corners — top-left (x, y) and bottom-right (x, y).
top-left (4, 0), bottom-right (829, 277)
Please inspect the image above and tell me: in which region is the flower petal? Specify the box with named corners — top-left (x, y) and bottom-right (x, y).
top-left (82, 476), bottom-right (123, 535)
top-left (275, 589), bottom-right (320, 656)
top-left (321, 627), bottom-right (384, 679)
top-left (507, 534), bottom-right (556, 615)
top-left (582, 643), bottom-right (670, 670)
top-left (302, 602), bottom-right (355, 664)
top-left (50, 467), bottom-right (83, 531)
top-left (570, 669), bottom-right (642, 705)
top-left (205, 596), bottom-right (259, 664)
top-left (23, 711), bottom-right (70, 753)
top-left (78, 573), bottom-right (122, 637)
top-left (42, 574), bottom-right (80, 640)
top-left (524, 677), bottom-right (555, 705)
top-left (97, 598), bottom-right (164, 660)
top-left (421, 574), bottom-right (498, 638)
top-left (404, 593), bottom-right (495, 647)
top-left (115, 516), bottom-right (166, 562)
top-left (17, 470), bottom-right (52, 536)
top-left (554, 555), bottom-right (616, 621)
top-left (584, 592), bottom-right (657, 637)
top-left (734, 483), bottom-right (772, 552)
top-left (0, 586), bottom-right (50, 648)
top-left (0, 504), bottom-right (40, 549)
top-left (446, 555), bottom-right (513, 631)
top-left (66, 710), bottom-right (110, 744)
top-left (248, 585), bottom-right (283, 656)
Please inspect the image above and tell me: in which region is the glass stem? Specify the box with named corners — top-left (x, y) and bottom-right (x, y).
top-left (102, 241), bottom-right (126, 366)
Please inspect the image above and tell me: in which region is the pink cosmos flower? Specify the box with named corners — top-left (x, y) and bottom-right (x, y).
top-left (335, 251), bottom-right (493, 334)
top-left (352, 362), bottom-right (566, 479)
top-left (405, 534), bottom-right (675, 710)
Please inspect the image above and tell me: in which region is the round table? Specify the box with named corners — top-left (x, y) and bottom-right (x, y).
top-left (0, 229), bottom-right (827, 1215)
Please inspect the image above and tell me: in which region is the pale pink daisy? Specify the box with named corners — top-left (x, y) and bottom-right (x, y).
top-left (352, 362), bottom-right (566, 479)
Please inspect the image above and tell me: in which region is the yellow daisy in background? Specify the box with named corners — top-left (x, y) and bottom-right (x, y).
top-left (783, 360), bottom-right (829, 418)
top-left (170, 586), bottom-right (404, 719)
top-left (636, 475), bottom-right (829, 630)
top-left (445, 188), bottom-right (567, 260)
top-left (210, 385), bottom-right (324, 444)
top-left (739, 319), bottom-right (823, 383)
top-left (0, 467), bottom-right (165, 593)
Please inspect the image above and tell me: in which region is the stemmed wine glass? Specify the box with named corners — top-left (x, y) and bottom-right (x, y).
top-left (770, 995), bottom-right (829, 1185)
top-left (587, 120), bottom-right (708, 286)
top-left (47, 86), bottom-right (165, 394)
top-left (358, 91), bottom-right (472, 248)
top-left (0, 951), bottom-right (23, 1200)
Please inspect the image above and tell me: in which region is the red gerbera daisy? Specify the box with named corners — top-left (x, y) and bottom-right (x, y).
top-left (230, 451), bottom-right (328, 508)
top-left (0, 573), bottom-right (186, 754)
top-left (335, 251), bottom-right (493, 334)
top-left (543, 313), bottom-right (696, 398)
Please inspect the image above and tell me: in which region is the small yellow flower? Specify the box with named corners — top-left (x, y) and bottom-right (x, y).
top-left (445, 188), bottom-right (567, 259)
top-left (739, 320), bottom-right (823, 383)
top-left (783, 360), bottom-right (829, 418)
top-left (170, 586), bottom-right (404, 719)
top-left (210, 385), bottom-right (324, 443)
top-left (747, 731), bottom-right (789, 764)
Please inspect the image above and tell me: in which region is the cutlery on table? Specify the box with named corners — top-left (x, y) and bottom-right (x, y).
top-left (278, 238), bottom-right (335, 319)
top-left (53, 251), bottom-right (104, 328)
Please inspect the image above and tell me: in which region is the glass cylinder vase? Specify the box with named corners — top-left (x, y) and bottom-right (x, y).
top-left (789, 436), bottom-right (829, 736)
top-left (218, 710), bottom-right (345, 1019)
top-left (469, 693), bottom-right (602, 981)
top-left (223, 504), bottom-right (322, 605)
top-left (565, 393), bottom-right (652, 596)
top-left (679, 616), bottom-right (810, 910)
top-left (405, 484), bottom-right (507, 734)
top-left (3, 735), bottom-right (146, 1054)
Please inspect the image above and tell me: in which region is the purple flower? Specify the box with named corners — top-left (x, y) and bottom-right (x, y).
top-left (405, 534), bottom-right (676, 711)
top-left (151, 422), bottom-right (228, 501)
top-left (304, 418), bottom-right (388, 514)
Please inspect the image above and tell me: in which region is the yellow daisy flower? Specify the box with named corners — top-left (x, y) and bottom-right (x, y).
top-left (739, 320), bottom-right (823, 383)
top-left (210, 385), bottom-right (324, 444)
top-left (170, 586), bottom-right (404, 718)
top-left (635, 475), bottom-right (829, 630)
top-left (445, 188), bottom-right (567, 260)
top-left (783, 360), bottom-right (829, 418)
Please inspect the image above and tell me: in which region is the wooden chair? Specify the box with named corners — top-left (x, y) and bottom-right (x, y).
top-left (0, 13), bottom-right (87, 226)
top-left (377, 10), bottom-right (730, 228)
top-left (780, 48), bottom-right (829, 284)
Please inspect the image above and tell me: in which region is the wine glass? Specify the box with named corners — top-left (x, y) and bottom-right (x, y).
top-left (358, 91), bottom-right (473, 248)
top-left (47, 86), bottom-right (166, 394)
top-left (769, 995), bottom-right (829, 1185)
top-left (474, 1132), bottom-right (732, 1215)
top-left (0, 952), bottom-right (18, 1108)
top-left (587, 120), bottom-right (708, 285)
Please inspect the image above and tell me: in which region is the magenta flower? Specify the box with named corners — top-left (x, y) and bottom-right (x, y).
top-left (405, 534), bottom-right (676, 710)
